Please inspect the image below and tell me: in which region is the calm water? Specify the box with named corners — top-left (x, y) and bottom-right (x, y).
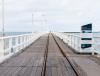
top-left (0, 32), bottom-right (32, 36)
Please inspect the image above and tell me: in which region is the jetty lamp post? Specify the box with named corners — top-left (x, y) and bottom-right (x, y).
top-left (32, 13), bottom-right (34, 33)
top-left (2, 0), bottom-right (5, 36)
top-left (2, 0), bottom-right (5, 55)
top-left (42, 14), bottom-right (48, 32)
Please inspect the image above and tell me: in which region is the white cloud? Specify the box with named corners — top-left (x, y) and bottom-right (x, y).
top-left (0, 0), bottom-right (100, 32)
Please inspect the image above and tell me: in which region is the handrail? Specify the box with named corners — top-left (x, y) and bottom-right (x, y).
top-left (67, 34), bottom-right (81, 38)
top-left (0, 33), bottom-right (34, 39)
top-left (53, 32), bottom-right (100, 55)
top-left (0, 32), bottom-right (45, 57)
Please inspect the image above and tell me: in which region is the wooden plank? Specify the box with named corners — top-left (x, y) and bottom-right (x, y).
top-left (35, 67), bottom-right (42, 76)
top-left (30, 67), bottom-right (37, 76)
top-left (52, 67), bottom-right (58, 76)
top-left (1, 67), bottom-right (18, 76)
top-left (45, 67), bottom-right (52, 76)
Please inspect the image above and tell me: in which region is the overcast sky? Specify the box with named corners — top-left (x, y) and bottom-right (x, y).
top-left (0, 0), bottom-right (100, 32)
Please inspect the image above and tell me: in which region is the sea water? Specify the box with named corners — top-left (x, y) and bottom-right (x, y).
top-left (0, 32), bottom-right (31, 36)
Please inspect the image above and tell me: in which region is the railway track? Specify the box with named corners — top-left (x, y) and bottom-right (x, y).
top-left (52, 34), bottom-right (81, 76)
top-left (40, 33), bottom-right (87, 76)
top-left (41, 34), bottom-right (49, 76)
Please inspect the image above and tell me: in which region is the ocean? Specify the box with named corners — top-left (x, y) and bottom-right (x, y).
top-left (0, 32), bottom-right (32, 36)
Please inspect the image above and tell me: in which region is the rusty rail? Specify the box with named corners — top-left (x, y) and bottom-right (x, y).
top-left (41, 33), bottom-right (49, 76)
top-left (52, 33), bottom-right (85, 76)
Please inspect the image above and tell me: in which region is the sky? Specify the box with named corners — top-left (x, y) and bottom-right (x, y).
top-left (0, 0), bottom-right (100, 32)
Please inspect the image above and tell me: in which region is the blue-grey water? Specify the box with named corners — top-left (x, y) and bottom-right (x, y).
top-left (0, 32), bottom-right (32, 36)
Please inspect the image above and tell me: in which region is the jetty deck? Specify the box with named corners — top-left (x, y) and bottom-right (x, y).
top-left (0, 34), bottom-right (100, 76)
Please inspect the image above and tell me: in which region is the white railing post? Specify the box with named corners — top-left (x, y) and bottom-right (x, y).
top-left (92, 35), bottom-right (95, 55)
top-left (16, 37), bottom-right (19, 52)
top-left (9, 37), bottom-right (13, 53)
top-left (0, 38), bottom-right (5, 56)
top-left (74, 36), bottom-right (75, 49)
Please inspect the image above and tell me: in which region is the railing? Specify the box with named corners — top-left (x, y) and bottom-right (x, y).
top-left (0, 32), bottom-right (45, 63)
top-left (54, 32), bottom-right (82, 52)
top-left (93, 36), bottom-right (100, 54)
top-left (54, 32), bottom-right (100, 55)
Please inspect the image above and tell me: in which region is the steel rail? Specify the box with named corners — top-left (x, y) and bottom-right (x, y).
top-left (41, 34), bottom-right (50, 76)
top-left (52, 33), bottom-right (81, 76)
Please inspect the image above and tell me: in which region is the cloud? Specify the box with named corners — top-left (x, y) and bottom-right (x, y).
top-left (0, 0), bottom-right (100, 32)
